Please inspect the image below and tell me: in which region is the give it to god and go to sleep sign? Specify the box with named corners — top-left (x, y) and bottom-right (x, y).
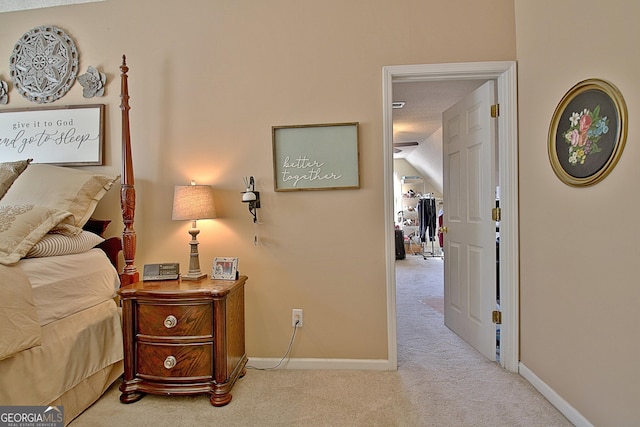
top-left (272, 122), bottom-right (360, 191)
top-left (0, 104), bottom-right (104, 166)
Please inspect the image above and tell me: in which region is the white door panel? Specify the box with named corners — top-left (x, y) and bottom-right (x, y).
top-left (443, 80), bottom-right (497, 361)
top-left (448, 242), bottom-right (462, 312)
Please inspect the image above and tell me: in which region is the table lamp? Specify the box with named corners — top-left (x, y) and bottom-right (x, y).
top-left (172, 180), bottom-right (216, 280)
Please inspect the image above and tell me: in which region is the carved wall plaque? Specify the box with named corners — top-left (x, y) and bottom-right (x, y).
top-left (9, 25), bottom-right (79, 104)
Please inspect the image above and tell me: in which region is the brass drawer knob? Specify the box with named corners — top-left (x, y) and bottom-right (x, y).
top-left (163, 315), bottom-right (178, 329)
top-left (164, 355), bottom-right (177, 369)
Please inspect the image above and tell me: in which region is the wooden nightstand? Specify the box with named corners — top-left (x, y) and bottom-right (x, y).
top-left (118, 276), bottom-right (247, 406)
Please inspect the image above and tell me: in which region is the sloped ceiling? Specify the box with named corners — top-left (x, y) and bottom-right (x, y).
top-left (403, 127), bottom-right (445, 194)
top-left (392, 79), bottom-right (486, 192)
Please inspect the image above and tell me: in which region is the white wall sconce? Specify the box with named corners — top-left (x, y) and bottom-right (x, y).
top-left (242, 176), bottom-right (260, 223)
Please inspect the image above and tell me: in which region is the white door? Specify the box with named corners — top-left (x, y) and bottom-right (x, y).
top-left (442, 81), bottom-right (497, 361)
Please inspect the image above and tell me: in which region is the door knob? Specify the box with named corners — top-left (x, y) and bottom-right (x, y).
top-left (439, 226), bottom-right (448, 233)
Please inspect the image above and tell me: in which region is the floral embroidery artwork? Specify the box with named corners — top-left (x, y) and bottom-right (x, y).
top-left (549, 79), bottom-right (626, 187)
top-left (564, 105), bottom-right (609, 166)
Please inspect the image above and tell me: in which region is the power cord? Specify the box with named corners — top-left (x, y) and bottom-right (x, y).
top-left (247, 319), bottom-right (300, 371)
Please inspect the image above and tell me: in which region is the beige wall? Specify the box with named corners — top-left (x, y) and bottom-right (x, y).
top-left (5, 0), bottom-right (637, 422)
top-left (0, 1), bottom-right (515, 361)
top-left (515, 0), bottom-right (640, 424)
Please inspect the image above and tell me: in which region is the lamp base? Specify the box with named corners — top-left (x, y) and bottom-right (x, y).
top-left (181, 272), bottom-right (208, 281)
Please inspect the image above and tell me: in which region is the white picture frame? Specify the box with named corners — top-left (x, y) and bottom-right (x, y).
top-left (211, 257), bottom-right (238, 280)
top-left (0, 104), bottom-right (105, 165)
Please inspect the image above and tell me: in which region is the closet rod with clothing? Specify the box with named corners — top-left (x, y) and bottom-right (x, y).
top-left (417, 194), bottom-right (437, 243)
top-left (417, 193), bottom-right (442, 259)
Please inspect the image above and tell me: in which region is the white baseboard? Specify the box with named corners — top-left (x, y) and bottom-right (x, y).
top-left (519, 362), bottom-right (593, 427)
top-left (246, 357), bottom-right (392, 371)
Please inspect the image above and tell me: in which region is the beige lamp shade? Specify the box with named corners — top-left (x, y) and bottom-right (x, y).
top-left (172, 184), bottom-right (216, 220)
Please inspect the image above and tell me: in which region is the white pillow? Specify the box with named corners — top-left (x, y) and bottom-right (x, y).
top-left (0, 159), bottom-right (31, 199)
top-left (0, 204), bottom-right (73, 265)
top-left (26, 230), bottom-right (105, 258)
top-left (1, 164), bottom-right (119, 230)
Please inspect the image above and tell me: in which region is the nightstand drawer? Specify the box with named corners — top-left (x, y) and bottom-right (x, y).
top-left (137, 303), bottom-right (213, 337)
top-left (137, 342), bottom-right (213, 379)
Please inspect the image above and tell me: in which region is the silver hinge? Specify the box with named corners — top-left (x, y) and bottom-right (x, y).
top-left (492, 207), bottom-right (501, 222)
top-left (491, 104), bottom-right (500, 118)
top-left (492, 310), bottom-right (502, 324)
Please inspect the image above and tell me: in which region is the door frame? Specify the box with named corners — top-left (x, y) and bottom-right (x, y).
top-left (382, 61), bottom-right (519, 372)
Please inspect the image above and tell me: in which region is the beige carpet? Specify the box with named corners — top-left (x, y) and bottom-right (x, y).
top-left (71, 255), bottom-right (572, 426)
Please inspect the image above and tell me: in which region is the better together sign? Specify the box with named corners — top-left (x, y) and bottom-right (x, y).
top-left (272, 122), bottom-right (360, 191)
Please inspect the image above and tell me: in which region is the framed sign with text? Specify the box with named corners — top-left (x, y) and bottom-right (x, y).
top-left (0, 104), bottom-right (105, 166)
top-left (272, 122), bottom-right (360, 191)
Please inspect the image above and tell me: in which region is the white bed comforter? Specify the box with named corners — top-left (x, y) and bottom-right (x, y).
top-left (0, 263), bottom-right (41, 360)
top-left (0, 249), bottom-right (123, 408)
top-left (19, 249), bottom-right (120, 326)
top-left (0, 249), bottom-right (120, 360)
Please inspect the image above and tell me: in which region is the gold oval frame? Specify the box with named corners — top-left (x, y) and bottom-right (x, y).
top-left (548, 78), bottom-right (627, 187)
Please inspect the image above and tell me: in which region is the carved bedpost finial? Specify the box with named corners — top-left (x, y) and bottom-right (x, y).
top-left (121, 55), bottom-right (128, 74)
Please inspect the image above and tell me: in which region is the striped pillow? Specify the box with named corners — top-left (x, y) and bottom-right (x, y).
top-left (26, 231), bottom-right (104, 258)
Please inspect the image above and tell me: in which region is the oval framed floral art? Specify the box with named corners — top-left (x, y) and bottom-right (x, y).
top-left (548, 78), bottom-right (627, 187)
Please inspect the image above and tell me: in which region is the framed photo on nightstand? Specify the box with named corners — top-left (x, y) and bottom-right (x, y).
top-left (212, 257), bottom-right (238, 280)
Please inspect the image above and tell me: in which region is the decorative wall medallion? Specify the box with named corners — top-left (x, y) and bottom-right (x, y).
top-left (0, 80), bottom-right (8, 104)
top-left (78, 66), bottom-right (106, 97)
top-left (9, 25), bottom-right (79, 104)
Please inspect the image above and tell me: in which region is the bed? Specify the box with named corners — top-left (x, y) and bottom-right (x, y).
top-left (0, 57), bottom-right (139, 425)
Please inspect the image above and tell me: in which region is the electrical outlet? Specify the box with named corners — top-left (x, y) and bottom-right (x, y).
top-left (292, 309), bottom-right (303, 327)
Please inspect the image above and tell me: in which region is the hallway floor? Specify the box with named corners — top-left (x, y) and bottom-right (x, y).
top-left (395, 254), bottom-right (572, 426)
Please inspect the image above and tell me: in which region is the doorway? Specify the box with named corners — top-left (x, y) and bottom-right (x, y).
top-left (382, 61), bottom-right (519, 372)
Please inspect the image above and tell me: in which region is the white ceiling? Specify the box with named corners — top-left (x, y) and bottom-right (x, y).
top-left (392, 79), bottom-right (487, 191)
top-left (0, 0), bottom-right (104, 13)
top-left (392, 79), bottom-right (486, 157)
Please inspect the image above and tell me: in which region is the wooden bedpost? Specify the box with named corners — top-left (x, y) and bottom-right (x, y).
top-left (119, 55), bottom-right (139, 286)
